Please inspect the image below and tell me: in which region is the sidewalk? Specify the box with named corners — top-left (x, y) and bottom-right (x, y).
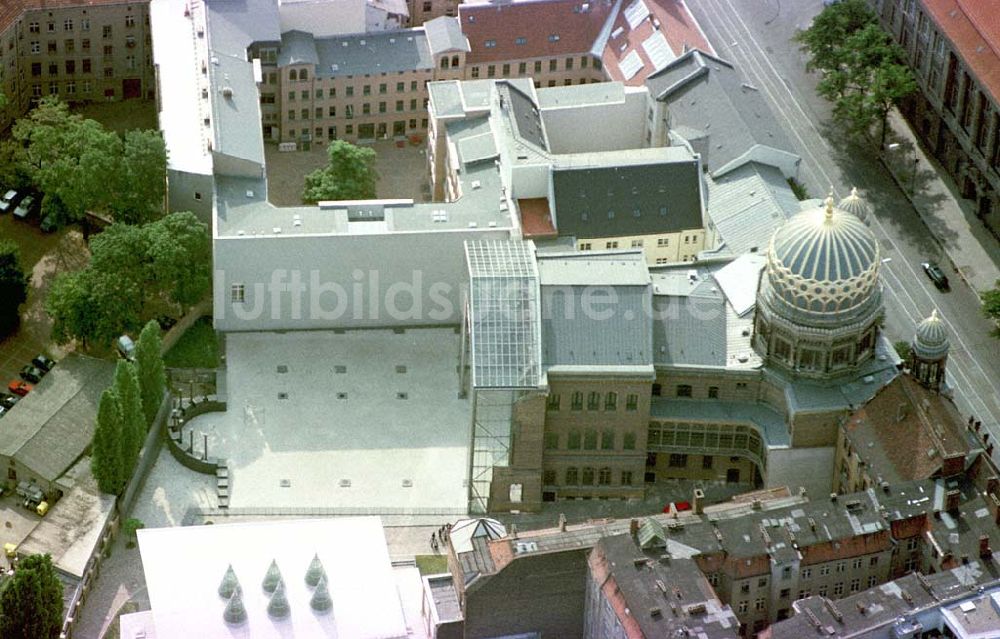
top-left (881, 109), bottom-right (1000, 295)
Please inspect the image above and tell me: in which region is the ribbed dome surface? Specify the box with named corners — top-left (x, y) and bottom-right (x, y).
top-left (767, 197), bottom-right (880, 316)
top-left (838, 187), bottom-right (871, 224)
top-left (914, 309), bottom-right (949, 358)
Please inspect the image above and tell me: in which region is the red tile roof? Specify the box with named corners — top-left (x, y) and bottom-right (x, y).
top-left (459, 0), bottom-right (615, 65)
top-left (517, 198), bottom-right (557, 238)
top-left (602, 0), bottom-right (714, 86)
top-left (922, 0), bottom-right (1000, 101)
top-left (1, 0), bottom-right (143, 38)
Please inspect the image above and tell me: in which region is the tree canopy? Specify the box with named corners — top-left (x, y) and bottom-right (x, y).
top-left (0, 553), bottom-right (64, 639)
top-left (136, 320), bottom-right (166, 424)
top-left (983, 280), bottom-right (1000, 338)
top-left (46, 211), bottom-right (210, 347)
top-left (0, 239), bottom-right (28, 339)
top-left (10, 97), bottom-right (167, 227)
top-left (302, 140), bottom-right (379, 203)
top-left (795, 0), bottom-right (916, 145)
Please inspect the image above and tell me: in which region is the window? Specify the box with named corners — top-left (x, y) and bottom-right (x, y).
top-left (377, 83), bottom-right (386, 94)
top-left (315, 108), bottom-right (322, 118)
top-left (103, 44), bottom-right (113, 56)
top-left (31, 63), bottom-right (41, 77)
top-left (581, 467), bottom-right (595, 485)
top-left (126, 14), bottom-right (136, 28)
top-left (410, 99), bottom-right (417, 110)
top-left (81, 18), bottom-right (90, 31)
top-left (669, 454), bottom-right (687, 468)
top-left (485, 39), bottom-right (496, 48)
top-left (604, 392), bottom-right (617, 411)
top-left (758, 577), bottom-right (768, 587)
top-left (345, 85), bottom-right (354, 97)
top-left (546, 394), bottom-right (560, 410)
top-left (48, 21), bottom-right (56, 33)
top-left (837, 562), bottom-right (846, 573)
top-left (534, 61), bottom-right (542, 73)
top-left (587, 392), bottom-right (600, 410)
top-left (549, 59), bottom-right (557, 72)
top-left (65, 81), bottom-right (76, 95)
top-left (518, 62), bottom-right (527, 75)
top-left (621, 471), bottom-right (633, 486)
top-left (598, 467), bottom-right (611, 485)
top-left (623, 432), bottom-right (636, 450)
top-left (565, 467), bottom-right (578, 484)
top-left (103, 25), bottom-right (113, 39)
top-left (798, 590), bottom-right (811, 600)
top-left (818, 585), bottom-right (828, 597)
top-left (802, 568), bottom-right (812, 580)
top-left (852, 558), bottom-right (862, 570)
top-left (571, 392), bottom-right (583, 410)
top-left (740, 582), bottom-right (750, 595)
top-left (487, 65), bottom-right (495, 78)
top-left (104, 67), bottom-right (114, 78)
top-left (300, 90), bottom-right (310, 100)
top-left (676, 384), bottom-right (692, 397)
top-left (581, 55), bottom-right (589, 68)
top-left (29, 22), bottom-right (39, 33)
top-left (584, 429), bottom-right (597, 450)
top-left (565, 57), bottom-right (574, 70)
top-left (548, 34), bottom-right (560, 42)
top-left (779, 588), bottom-right (790, 599)
top-left (754, 599), bottom-right (765, 611)
top-left (652, 383), bottom-right (662, 396)
top-left (378, 101), bottom-right (386, 113)
top-left (65, 39), bottom-right (75, 53)
top-left (850, 579), bottom-right (860, 593)
top-left (708, 386), bottom-right (719, 399)
top-left (868, 575), bottom-right (878, 588)
top-left (605, 241), bottom-right (618, 249)
top-left (626, 394), bottom-right (638, 411)
top-left (738, 601), bottom-right (748, 614)
top-left (515, 36), bottom-right (527, 45)
top-left (362, 103), bottom-right (370, 115)
top-left (363, 85), bottom-right (371, 96)
top-left (819, 566), bottom-right (830, 577)
top-left (327, 106), bottom-right (335, 116)
top-left (567, 430), bottom-right (581, 450)
top-left (65, 60), bottom-right (75, 75)
top-left (32, 85), bottom-right (43, 98)
top-left (126, 55), bottom-right (136, 70)
top-left (601, 430), bottom-right (614, 450)
top-left (544, 432), bottom-right (559, 450)
top-left (287, 110), bottom-right (295, 120)
top-left (48, 82), bottom-right (58, 95)
top-left (870, 556), bottom-right (879, 567)
top-left (782, 566), bottom-right (792, 580)
top-left (82, 38), bottom-right (90, 51)
top-left (287, 91), bottom-right (296, 101)
top-left (345, 105), bottom-right (354, 119)
top-left (833, 583), bottom-right (844, 597)
top-left (82, 80), bottom-right (92, 93)
top-left (630, 239), bottom-right (643, 248)
top-left (126, 35), bottom-right (135, 48)
top-left (230, 284), bottom-right (246, 303)
top-left (702, 455), bottom-right (713, 470)
top-left (299, 69), bottom-right (308, 81)
top-left (542, 470), bottom-right (557, 485)
top-left (471, 66), bottom-right (480, 78)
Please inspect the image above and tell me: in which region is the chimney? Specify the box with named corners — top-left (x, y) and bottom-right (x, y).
top-left (558, 513), bottom-right (567, 532)
top-left (693, 488), bottom-right (705, 514)
top-left (980, 535), bottom-right (992, 559)
top-left (945, 489), bottom-right (961, 513)
top-left (630, 519), bottom-right (640, 539)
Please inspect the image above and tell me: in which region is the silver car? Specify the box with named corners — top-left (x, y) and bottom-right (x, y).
top-left (0, 189), bottom-right (19, 213)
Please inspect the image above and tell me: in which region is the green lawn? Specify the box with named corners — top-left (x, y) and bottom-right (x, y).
top-left (414, 554), bottom-right (449, 575)
top-left (163, 317), bottom-right (218, 368)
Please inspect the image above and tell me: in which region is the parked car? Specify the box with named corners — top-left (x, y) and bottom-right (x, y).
top-left (20, 365), bottom-right (45, 384)
top-left (116, 335), bottom-right (136, 361)
top-left (0, 405), bottom-right (6, 419)
top-left (0, 392), bottom-right (19, 409)
top-left (8, 380), bottom-right (32, 397)
top-left (0, 189), bottom-right (21, 214)
top-left (921, 261), bottom-right (950, 290)
top-left (31, 354), bottom-right (56, 372)
top-left (13, 194), bottom-right (38, 220)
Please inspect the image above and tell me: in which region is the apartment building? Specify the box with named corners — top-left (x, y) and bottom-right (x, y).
top-left (407, 0), bottom-right (459, 26)
top-left (871, 0), bottom-right (1000, 233)
top-left (0, 0), bottom-right (154, 130)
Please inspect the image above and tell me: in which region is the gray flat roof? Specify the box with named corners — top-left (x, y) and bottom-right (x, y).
top-left (285, 28), bottom-right (433, 78)
top-left (210, 51), bottom-right (266, 166)
top-left (0, 354), bottom-right (116, 482)
top-left (706, 161), bottom-right (801, 256)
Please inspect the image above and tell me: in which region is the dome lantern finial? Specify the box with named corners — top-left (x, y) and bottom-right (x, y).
top-left (824, 191), bottom-right (835, 220)
top-left (931, 308), bottom-right (938, 320)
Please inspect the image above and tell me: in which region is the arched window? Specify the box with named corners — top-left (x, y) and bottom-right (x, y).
top-left (565, 467), bottom-right (578, 484)
top-left (440, 57), bottom-right (449, 69)
top-left (299, 68), bottom-right (308, 81)
top-left (451, 55), bottom-right (459, 67)
top-left (581, 467), bottom-right (595, 485)
top-left (598, 467), bottom-right (612, 485)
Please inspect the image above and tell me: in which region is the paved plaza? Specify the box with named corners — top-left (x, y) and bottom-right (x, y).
top-left (188, 328), bottom-right (472, 511)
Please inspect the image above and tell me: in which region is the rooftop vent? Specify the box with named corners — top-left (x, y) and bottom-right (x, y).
top-left (339, 479), bottom-right (351, 487)
top-left (342, 41), bottom-right (349, 47)
top-left (359, 39), bottom-right (366, 45)
top-left (276, 365), bottom-right (288, 373)
top-left (396, 392), bottom-right (408, 400)
top-left (272, 227), bottom-right (282, 234)
top-left (245, 190), bottom-right (254, 198)
top-left (402, 479), bottom-right (413, 487)
top-left (222, 86), bottom-right (233, 98)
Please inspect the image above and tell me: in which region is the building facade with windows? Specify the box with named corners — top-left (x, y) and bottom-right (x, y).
top-left (871, 0), bottom-right (1000, 234)
top-left (0, 0), bottom-right (154, 131)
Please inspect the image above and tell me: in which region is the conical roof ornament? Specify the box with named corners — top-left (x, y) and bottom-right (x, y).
top-left (262, 559), bottom-right (283, 593)
top-left (305, 553), bottom-right (326, 588)
top-left (218, 564), bottom-right (240, 599)
top-left (824, 190), bottom-right (835, 220)
top-left (223, 588), bottom-right (248, 625)
top-left (267, 580), bottom-right (291, 619)
top-left (310, 575), bottom-right (334, 614)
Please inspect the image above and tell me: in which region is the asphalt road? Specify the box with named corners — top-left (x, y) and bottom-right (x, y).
top-left (685, 0), bottom-right (1000, 435)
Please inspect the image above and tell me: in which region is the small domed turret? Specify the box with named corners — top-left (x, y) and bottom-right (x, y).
top-left (838, 187), bottom-right (872, 225)
top-left (909, 309), bottom-right (948, 391)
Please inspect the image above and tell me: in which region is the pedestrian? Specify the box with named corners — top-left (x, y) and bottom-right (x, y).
top-left (970, 415), bottom-right (976, 426)
top-left (431, 532), bottom-right (437, 547)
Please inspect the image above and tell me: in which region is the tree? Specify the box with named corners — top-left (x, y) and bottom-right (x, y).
top-left (136, 320), bottom-right (166, 424)
top-left (0, 553), bottom-right (64, 639)
top-left (91, 388), bottom-right (125, 494)
top-left (12, 97), bottom-right (122, 226)
top-left (302, 140), bottom-right (379, 203)
top-left (111, 130), bottom-right (168, 225)
top-left (893, 340), bottom-right (912, 362)
top-left (114, 360), bottom-right (146, 472)
top-left (982, 280), bottom-right (1000, 338)
top-left (46, 268), bottom-right (142, 348)
top-left (796, 0), bottom-right (916, 145)
top-left (146, 212), bottom-right (212, 306)
top-left (123, 518), bottom-right (145, 549)
top-left (0, 240), bottom-right (28, 339)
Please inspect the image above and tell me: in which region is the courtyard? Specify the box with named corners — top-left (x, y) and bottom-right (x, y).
top-left (263, 139), bottom-right (431, 206)
top-left (186, 328), bottom-right (471, 512)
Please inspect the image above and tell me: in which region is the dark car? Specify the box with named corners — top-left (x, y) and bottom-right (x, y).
top-left (0, 189), bottom-right (21, 214)
top-left (156, 315), bottom-right (178, 331)
top-left (19, 365), bottom-right (45, 384)
top-left (31, 355), bottom-right (56, 372)
top-left (921, 261), bottom-right (950, 290)
top-left (13, 194), bottom-right (38, 220)
top-left (0, 393), bottom-right (18, 409)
